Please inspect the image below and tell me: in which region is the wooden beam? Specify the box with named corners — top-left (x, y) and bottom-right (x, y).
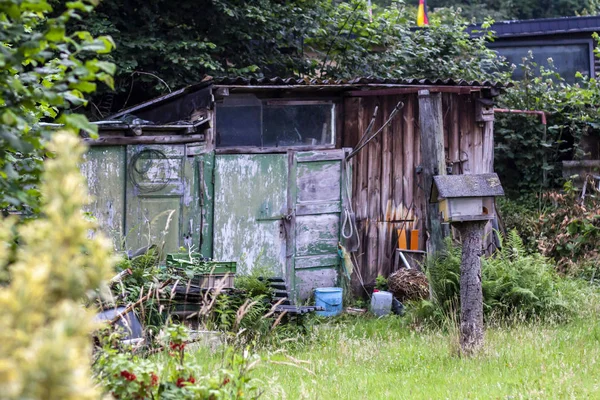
top-left (346, 86), bottom-right (474, 97)
top-left (418, 90), bottom-right (446, 256)
top-left (214, 144), bottom-right (335, 154)
top-left (85, 134), bottom-right (205, 146)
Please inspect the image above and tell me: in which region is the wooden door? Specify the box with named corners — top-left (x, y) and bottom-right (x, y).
top-left (212, 154), bottom-right (289, 276)
top-left (288, 150), bottom-right (347, 300)
top-left (125, 145), bottom-right (191, 255)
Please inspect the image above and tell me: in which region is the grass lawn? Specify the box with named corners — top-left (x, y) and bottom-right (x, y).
top-left (193, 316), bottom-right (600, 399)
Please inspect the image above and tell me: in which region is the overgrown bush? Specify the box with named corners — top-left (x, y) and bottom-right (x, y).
top-left (496, 50), bottom-right (600, 195)
top-left (537, 183), bottom-right (600, 274)
top-left (94, 324), bottom-right (262, 399)
top-left (497, 196), bottom-right (544, 254)
top-left (411, 232), bottom-right (582, 326)
top-left (0, 132), bottom-right (113, 399)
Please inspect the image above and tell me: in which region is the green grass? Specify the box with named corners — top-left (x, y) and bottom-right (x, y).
top-left (192, 315), bottom-right (600, 399)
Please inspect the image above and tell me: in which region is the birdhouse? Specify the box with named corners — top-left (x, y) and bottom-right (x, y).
top-left (431, 173), bottom-right (504, 223)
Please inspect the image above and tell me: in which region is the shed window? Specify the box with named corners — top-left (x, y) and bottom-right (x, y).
top-left (216, 96), bottom-right (336, 148)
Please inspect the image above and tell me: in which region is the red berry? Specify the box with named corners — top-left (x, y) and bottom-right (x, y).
top-left (176, 377), bottom-right (186, 388)
top-left (188, 376), bottom-right (195, 384)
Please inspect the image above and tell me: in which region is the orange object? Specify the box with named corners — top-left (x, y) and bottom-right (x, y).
top-left (397, 229), bottom-right (408, 249)
top-left (410, 230), bottom-right (420, 250)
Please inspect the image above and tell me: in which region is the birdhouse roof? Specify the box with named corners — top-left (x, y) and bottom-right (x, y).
top-left (431, 173), bottom-right (504, 201)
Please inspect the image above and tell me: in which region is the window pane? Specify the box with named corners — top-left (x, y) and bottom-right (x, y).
top-left (494, 43), bottom-right (591, 83)
top-left (216, 104), bottom-right (262, 147)
top-left (263, 104), bottom-right (335, 147)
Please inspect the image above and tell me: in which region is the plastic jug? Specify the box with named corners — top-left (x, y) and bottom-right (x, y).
top-left (370, 290), bottom-right (393, 316)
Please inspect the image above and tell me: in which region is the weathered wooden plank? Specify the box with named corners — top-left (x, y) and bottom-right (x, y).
top-left (482, 120), bottom-right (494, 173)
top-left (81, 146), bottom-right (126, 247)
top-left (181, 152), bottom-right (200, 250)
top-left (198, 152), bottom-right (215, 258)
top-left (379, 97), bottom-right (394, 276)
top-left (367, 97), bottom-right (382, 276)
top-left (459, 95), bottom-right (472, 174)
top-left (295, 150), bottom-right (345, 162)
top-left (443, 93), bottom-right (450, 158)
top-left (365, 220), bottom-right (379, 283)
top-left (85, 134), bottom-right (205, 146)
top-left (449, 95), bottom-right (461, 174)
top-left (356, 97), bottom-right (368, 220)
top-left (343, 97), bottom-right (361, 148)
top-left (381, 98), bottom-right (393, 222)
top-left (286, 151), bottom-right (297, 300)
top-left (296, 161), bottom-right (341, 202)
top-left (295, 268), bottom-right (337, 300)
top-left (402, 95), bottom-right (415, 218)
top-left (215, 144), bottom-right (336, 155)
top-left (472, 99), bottom-right (484, 174)
top-left (296, 202), bottom-right (342, 215)
top-left (418, 90), bottom-right (446, 256)
top-left (295, 214), bottom-right (340, 256)
top-left (294, 254), bottom-right (339, 269)
top-left (392, 95), bottom-right (404, 221)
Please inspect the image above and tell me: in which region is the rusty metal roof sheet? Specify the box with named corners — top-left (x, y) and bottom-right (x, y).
top-left (215, 76), bottom-right (507, 88)
top-left (432, 173), bottom-right (505, 200)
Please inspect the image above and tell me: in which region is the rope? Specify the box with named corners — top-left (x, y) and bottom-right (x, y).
top-left (341, 208), bottom-right (353, 239)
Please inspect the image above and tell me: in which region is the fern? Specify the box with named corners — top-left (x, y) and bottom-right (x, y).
top-left (412, 229), bottom-right (581, 326)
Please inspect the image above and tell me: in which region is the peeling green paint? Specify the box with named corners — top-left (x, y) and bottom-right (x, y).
top-left (213, 154), bottom-right (288, 276)
top-left (81, 146), bottom-right (126, 248)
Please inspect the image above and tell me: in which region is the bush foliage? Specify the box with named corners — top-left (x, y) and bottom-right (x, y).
top-left (413, 232), bottom-right (580, 326)
top-left (0, 0), bottom-right (114, 213)
top-left (0, 132), bottom-right (114, 399)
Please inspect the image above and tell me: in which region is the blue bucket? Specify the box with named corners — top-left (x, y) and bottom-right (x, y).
top-left (314, 287), bottom-right (343, 317)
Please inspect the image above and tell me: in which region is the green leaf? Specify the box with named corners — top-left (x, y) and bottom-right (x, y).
top-left (57, 114), bottom-right (98, 137)
top-left (69, 81), bottom-right (96, 93)
top-left (45, 26), bottom-right (66, 42)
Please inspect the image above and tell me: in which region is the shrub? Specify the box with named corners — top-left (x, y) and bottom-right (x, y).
top-left (0, 132), bottom-right (113, 399)
top-left (94, 324), bottom-right (263, 399)
top-left (537, 184), bottom-right (600, 273)
top-left (412, 231), bottom-right (581, 326)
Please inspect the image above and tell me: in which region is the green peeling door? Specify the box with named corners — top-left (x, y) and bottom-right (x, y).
top-left (125, 145), bottom-right (193, 255)
top-left (212, 150), bottom-right (346, 300)
top-left (289, 150), bottom-right (346, 300)
top-left (213, 154), bottom-right (289, 276)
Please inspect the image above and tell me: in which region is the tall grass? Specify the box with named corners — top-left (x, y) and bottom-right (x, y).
top-left (241, 316), bottom-right (600, 399)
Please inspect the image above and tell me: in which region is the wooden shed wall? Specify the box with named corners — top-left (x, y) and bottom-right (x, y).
top-left (343, 92), bottom-right (494, 289)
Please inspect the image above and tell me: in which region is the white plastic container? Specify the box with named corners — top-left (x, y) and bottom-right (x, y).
top-left (370, 291), bottom-right (393, 316)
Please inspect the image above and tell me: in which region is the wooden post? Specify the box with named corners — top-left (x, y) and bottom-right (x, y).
top-left (418, 90), bottom-right (446, 256)
top-left (454, 220), bottom-right (486, 355)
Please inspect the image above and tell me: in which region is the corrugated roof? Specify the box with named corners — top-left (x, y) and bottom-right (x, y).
top-left (471, 15), bottom-right (600, 38)
top-left (432, 173), bottom-right (505, 200)
top-left (215, 76), bottom-right (507, 88)
top-left (107, 76), bottom-right (507, 121)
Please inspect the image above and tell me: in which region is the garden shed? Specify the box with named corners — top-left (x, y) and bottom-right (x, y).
top-left (81, 77), bottom-right (503, 299)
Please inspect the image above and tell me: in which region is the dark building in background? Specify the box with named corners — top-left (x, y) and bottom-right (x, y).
top-left (473, 16), bottom-right (600, 82)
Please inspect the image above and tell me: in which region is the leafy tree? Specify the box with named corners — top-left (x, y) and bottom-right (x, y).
top-left (307, 2), bottom-right (502, 80)
top-left (427, 0), bottom-right (600, 22)
top-left (81, 0), bottom-right (505, 115)
top-left (0, 0), bottom-right (115, 215)
top-left (81, 0), bottom-right (326, 114)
